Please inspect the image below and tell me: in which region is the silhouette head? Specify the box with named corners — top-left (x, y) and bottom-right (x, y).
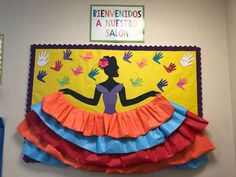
top-left (100, 56), bottom-right (119, 77)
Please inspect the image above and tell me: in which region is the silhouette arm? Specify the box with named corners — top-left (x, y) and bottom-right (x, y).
top-left (60, 88), bottom-right (101, 106)
top-left (119, 87), bottom-right (159, 106)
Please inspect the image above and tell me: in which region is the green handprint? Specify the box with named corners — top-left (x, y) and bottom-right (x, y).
top-left (130, 77), bottom-right (143, 87)
top-left (57, 76), bottom-right (70, 87)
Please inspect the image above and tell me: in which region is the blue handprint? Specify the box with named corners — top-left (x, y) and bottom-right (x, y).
top-left (88, 68), bottom-right (99, 81)
top-left (63, 49), bottom-right (72, 61)
top-left (157, 79), bottom-right (168, 92)
top-left (123, 51), bottom-right (133, 63)
top-left (37, 70), bottom-right (47, 83)
top-left (153, 52), bottom-right (163, 64)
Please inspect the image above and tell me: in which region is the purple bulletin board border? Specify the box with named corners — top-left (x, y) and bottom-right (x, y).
top-left (26, 44), bottom-right (203, 117)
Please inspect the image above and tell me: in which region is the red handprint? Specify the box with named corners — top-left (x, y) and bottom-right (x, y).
top-left (177, 78), bottom-right (188, 90)
top-left (164, 63), bottom-right (176, 73)
top-left (50, 60), bottom-right (63, 71)
top-left (135, 58), bottom-right (148, 68)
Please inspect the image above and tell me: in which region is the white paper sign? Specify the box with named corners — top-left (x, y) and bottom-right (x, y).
top-left (90, 5), bottom-right (144, 42)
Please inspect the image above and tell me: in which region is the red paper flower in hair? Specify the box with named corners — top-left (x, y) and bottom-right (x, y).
top-left (99, 58), bottom-right (109, 68)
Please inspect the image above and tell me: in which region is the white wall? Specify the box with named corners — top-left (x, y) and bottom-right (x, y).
top-left (0, 0), bottom-right (235, 177)
top-left (226, 0), bottom-right (236, 168)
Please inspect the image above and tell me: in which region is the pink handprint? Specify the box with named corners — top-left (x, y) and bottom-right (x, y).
top-left (135, 58), bottom-right (148, 68)
top-left (50, 60), bottom-right (63, 71)
top-left (80, 51), bottom-right (93, 62)
top-left (164, 63), bottom-right (176, 73)
top-left (177, 78), bottom-right (188, 90)
top-left (71, 66), bottom-right (84, 76)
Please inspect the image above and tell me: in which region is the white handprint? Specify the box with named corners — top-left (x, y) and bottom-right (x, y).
top-left (180, 53), bottom-right (194, 67)
top-left (37, 51), bottom-right (50, 67)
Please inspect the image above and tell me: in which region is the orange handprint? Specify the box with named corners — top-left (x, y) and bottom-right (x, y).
top-left (80, 51), bottom-right (93, 62)
top-left (135, 58), bottom-right (148, 68)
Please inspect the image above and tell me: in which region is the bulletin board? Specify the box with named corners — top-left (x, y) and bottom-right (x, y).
top-left (26, 45), bottom-right (202, 116)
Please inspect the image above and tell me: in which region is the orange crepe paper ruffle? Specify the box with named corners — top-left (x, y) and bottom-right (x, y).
top-left (42, 92), bottom-right (175, 138)
top-left (17, 119), bottom-right (214, 174)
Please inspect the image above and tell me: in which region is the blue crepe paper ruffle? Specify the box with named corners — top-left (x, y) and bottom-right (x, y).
top-left (23, 140), bottom-right (66, 167)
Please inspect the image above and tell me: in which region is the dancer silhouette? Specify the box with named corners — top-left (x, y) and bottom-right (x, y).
top-left (60, 56), bottom-right (159, 114)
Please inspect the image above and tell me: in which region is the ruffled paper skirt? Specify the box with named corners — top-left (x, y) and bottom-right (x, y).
top-left (16, 92), bottom-right (215, 173)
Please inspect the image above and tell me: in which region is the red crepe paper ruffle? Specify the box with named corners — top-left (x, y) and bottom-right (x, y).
top-left (106, 133), bottom-right (215, 174)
